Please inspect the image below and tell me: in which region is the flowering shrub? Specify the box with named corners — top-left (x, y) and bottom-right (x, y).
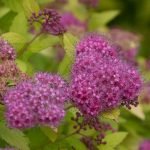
top-left (0, 0), bottom-right (149, 150)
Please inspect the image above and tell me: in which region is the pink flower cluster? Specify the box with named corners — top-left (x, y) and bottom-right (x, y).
top-left (0, 38), bottom-right (16, 60)
top-left (0, 39), bottom-right (28, 101)
top-left (29, 9), bottom-right (66, 36)
top-left (70, 34), bottom-right (142, 116)
top-left (4, 73), bottom-right (68, 129)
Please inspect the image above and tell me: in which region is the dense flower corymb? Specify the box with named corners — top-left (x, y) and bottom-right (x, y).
top-left (70, 34), bottom-right (142, 116)
top-left (0, 60), bottom-right (28, 101)
top-left (0, 38), bottom-right (16, 60)
top-left (29, 9), bottom-right (66, 35)
top-left (4, 73), bottom-right (68, 129)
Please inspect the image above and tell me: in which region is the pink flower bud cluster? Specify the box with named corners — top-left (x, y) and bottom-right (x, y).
top-left (0, 38), bottom-right (16, 61)
top-left (29, 9), bottom-right (66, 36)
top-left (0, 39), bottom-right (28, 101)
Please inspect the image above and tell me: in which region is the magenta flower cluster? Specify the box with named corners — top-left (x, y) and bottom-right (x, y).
top-left (4, 73), bottom-right (68, 129)
top-left (29, 9), bottom-right (66, 36)
top-left (0, 38), bottom-right (16, 60)
top-left (0, 39), bottom-right (27, 101)
top-left (70, 34), bottom-right (142, 116)
top-left (139, 140), bottom-right (150, 150)
top-left (79, 0), bottom-right (99, 8)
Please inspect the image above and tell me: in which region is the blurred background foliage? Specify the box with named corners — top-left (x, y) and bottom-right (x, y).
top-left (100, 0), bottom-right (150, 57)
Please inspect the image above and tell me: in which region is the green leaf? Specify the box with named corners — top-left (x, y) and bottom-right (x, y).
top-left (16, 59), bottom-right (28, 72)
top-left (102, 108), bottom-right (120, 121)
top-left (21, 0), bottom-right (40, 18)
top-left (128, 104), bottom-right (145, 120)
top-left (28, 35), bottom-right (58, 52)
top-left (89, 10), bottom-right (120, 30)
top-left (1, 32), bottom-right (26, 49)
top-left (1, 0), bottom-right (22, 13)
top-left (0, 11), bottom-right (16, 32)
top-left (0, 105), bottom-right (5, 120)
top-left (25, 127), bottom-right (49, 150)
top-left (40, 126), bottom-right (58, 142)
top-left (101, 132), bottom-right (128, 149)
top-left (9, 12), bottom-right (28, 37)
top-left (63, 33), bottom-right (78, 59)
top-left (37, 0), bottom-right (54, 4)
top-left (0, 122), bottom-right (29, 150)
top-left (65, 136), bottom-right (87, 150)
top-left (58, 33), bottom-right (78, 78)
top-left (98, 145), bottom-right (114, 150)
top-left (0, 7), bottom-right (10, 18)
top-left (64, 0), bottom-right (87, 20)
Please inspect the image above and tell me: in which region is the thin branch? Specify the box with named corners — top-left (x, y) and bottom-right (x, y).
top-left (58, 131), bottom-right (77, 141)
top-left (19, 32), bottom-right (42, 56)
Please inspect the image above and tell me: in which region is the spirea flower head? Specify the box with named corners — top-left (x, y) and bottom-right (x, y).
top-left (0, 60), bottom-right (18, 77)
top-left (4, 72), bottom-right (68, 129)
top-left (70, 51), bottom-right (142, 116)
top-left (79, 0), bottom-right (99, 8)
top-left (29, 9), bottom-right (66, 36)
top-left (0, 60), bottom-right (28, 101)
top-left (0, 38), bottom-right (16, 60)
top-left (4, 81), bottom-right (36, 128)
top-left (76, 34), bottom-right (118, 57)
top-left (34, 72), bottom-right (68, 103)
top-left (61, 12), bottom-right (87, 35)
top-left (139, 140), bottom-right (150, 150)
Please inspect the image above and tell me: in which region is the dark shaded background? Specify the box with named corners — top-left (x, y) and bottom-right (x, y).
top-left (100, 0), bottom-right (150, 57)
